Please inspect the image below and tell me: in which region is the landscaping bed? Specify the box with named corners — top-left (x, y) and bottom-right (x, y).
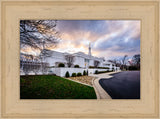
top-left (69, 76), bottom-right (96, 86)
top-left (20, 75), bottom-right (96, 99)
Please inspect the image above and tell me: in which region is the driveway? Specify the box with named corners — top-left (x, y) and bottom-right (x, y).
top-left (99, 71), bottom-right (140, 99)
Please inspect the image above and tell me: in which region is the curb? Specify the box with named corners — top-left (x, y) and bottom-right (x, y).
top-left (92, 78), bottom-right (112, 99)
top-left (92, 71), bottom-right (122, 99)
top-left (92, 78), bottom-right (101, 99)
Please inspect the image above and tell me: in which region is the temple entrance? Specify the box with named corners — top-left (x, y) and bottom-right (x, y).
top-left (85, 59), bottom-right (89, 68)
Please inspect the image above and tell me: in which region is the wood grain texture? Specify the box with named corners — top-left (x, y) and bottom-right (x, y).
top-left (0, 0), bottom-right (159, 118)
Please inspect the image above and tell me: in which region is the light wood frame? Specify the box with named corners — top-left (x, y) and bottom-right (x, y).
top-left (0, 0), bottom-right (159, 118)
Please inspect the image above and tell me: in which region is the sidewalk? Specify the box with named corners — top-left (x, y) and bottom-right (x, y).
top-left (90, 71), bottom-right (121, 99)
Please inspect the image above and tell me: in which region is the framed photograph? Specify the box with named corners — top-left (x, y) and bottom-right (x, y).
top-left (0, 0), bottom-right (159, 118)
top-left (20, 19), bottom-right (140, 100)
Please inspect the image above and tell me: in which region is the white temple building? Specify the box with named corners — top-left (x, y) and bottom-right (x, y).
top-left (43, 43), bottom-right (115, 69)
top-left (20, 43), bottom-right (120, 76)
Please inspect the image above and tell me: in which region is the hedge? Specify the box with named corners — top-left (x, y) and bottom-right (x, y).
top-left (72, 73), bottom-right (77, 77)
top-left (95, 70), bottom-right (98, 74)
top-left (65, 71), bottom-right (70, 77)
top-left (89, 66), bottom-right (109, 69)
top-left (77, 72), bottom-right (82, 76)
top-left (58, 63), bottom-right (65, 67)
top-left (83, 70), bottom-right (87, 75)
top-left (95, 70), bottom-right (112, 74)
top-left (74, 65), bottom-right (80, 68)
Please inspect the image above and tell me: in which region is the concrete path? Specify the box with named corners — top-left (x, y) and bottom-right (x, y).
top-left (90, 71), bottom-right (121, 99)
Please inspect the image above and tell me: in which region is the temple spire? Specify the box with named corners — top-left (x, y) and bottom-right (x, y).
top-left (88, 42), bottom-right (92, 56)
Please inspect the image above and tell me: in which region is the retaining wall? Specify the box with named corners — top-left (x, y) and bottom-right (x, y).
top-left (51, 68), bottom-right (110, 77)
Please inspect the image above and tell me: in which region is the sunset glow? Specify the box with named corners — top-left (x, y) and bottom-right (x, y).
top-left (21, 20), bottom-right (140, 60)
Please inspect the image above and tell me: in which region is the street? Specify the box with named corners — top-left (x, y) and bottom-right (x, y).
top-left (99, 71), bottom-right (140, 99)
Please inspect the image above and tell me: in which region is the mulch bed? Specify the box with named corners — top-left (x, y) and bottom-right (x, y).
top-left (69, 76), bottom-right (96, 86)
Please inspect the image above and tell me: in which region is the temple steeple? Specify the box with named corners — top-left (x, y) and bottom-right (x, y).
top-left (88, 42), bottom-right (92, 56)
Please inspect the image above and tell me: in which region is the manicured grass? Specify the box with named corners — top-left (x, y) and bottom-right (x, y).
top-left (20, 75), bottom-right (97, 99)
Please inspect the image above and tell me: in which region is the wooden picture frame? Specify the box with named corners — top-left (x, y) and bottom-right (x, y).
top-left (0, 0), bottom-right (159, 118)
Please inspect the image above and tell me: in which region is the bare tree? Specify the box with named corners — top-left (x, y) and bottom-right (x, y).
top-left (20, 20), bottom-right (60, 50)
top-left (132, 54), bottom-right (140, 69)
top-left (94, 60), bottom-right (100, 68)
top-left (122, 55), bottom-right (128, 70)
top-left (65, 55), bottom-right (75, 67)
top-left (132, 54), bottom-right (140, 65)
top-left (20, 20), bottom-right (61, 74)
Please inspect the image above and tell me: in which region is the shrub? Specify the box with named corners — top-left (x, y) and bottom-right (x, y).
top-left (74, 65), bottom-right (80, 68)
top-left (128, 66), bottom-right (138, 70)
top-left (94, 70), bottom-right (112, 74)
top-left (65, 71), bottom-right (70, 77)
top-left (86, 70), bottom-right (88, 76)
top-left (58, 63), bottom-right (65, 67)
top-left (72, 73), bottom-right (77, 77)
top-left (97, 67), bottom-right (109, 69)
top-left (77, 72), bottom-right (82, 76)
top-left (89, 66), bottom-right (110, 69)
top-left (89, 66), bottom-right (95, 68)
top-left (83, 70), bottom-right (87, 75)
top-left (95, 70), bottom-right (98, 74)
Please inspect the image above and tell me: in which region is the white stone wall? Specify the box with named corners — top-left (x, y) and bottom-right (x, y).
top-left (51, 68), bottom-right (111, 77)
top-left (88, 68), bottom-right (109, 74)
top-left (20, 67), bottom-right (120, 76)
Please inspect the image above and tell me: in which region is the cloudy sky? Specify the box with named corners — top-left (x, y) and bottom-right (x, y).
top-left (22, 20), bottom-right (140, 60)
top-left (51, 20), bottom-right (140, 60)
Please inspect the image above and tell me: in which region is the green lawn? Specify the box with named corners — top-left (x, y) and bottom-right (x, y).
top-left (20, 75), bottom-right (97, 99)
